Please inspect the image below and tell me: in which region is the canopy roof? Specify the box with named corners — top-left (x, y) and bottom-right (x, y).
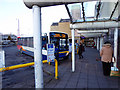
top-left (23, 0), bottom-right (96, 8)
top-left (23, 0), bottom-right (120, 37)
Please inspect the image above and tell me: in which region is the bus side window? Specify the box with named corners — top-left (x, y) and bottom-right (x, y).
top-left (31, 37), bottom-right (33, 47)
top-left (18, 38), bottom-right (23, 45)
top-left (42, 36), bottom-right (48, 50)
top-left (27, 38), bottom-right (30, 47)
top-left (23, 38), bottom-right (25, 46)
top-left (29, 37), bottom-right (33, 47)
top-left (24, 38), bottom-right (27, 46)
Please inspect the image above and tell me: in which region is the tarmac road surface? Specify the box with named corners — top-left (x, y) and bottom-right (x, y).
top-left (2, 46), bottom-right (55, 88)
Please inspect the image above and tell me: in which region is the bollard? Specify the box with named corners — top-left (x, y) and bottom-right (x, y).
top-left (54, 59), bottom-right (58, 79)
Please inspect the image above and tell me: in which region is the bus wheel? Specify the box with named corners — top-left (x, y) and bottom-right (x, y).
top-left (20, 48), bottom-right (23, 54)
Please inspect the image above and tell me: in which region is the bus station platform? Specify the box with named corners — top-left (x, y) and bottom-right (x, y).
top-left (44, 47), bottom-right (120, 88)
top-left (2, 46), bottom-right (120, 88)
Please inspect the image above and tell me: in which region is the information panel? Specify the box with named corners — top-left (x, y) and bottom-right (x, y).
top-left (47, 44), bottom-right (55, 62)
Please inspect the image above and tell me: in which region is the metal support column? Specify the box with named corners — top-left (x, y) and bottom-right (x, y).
top-left (17, 19), bottom-right (20, 37)
top-left (100, 37), bottom-right (103, 51)
top-left (114, 28), bottom-right (118, 67)
top-left (97, 37), bottom-right (99, 50)
top-left (33, 5), bottom-right (43, 88)
top-left (72, 29), bottom-right (75, 72)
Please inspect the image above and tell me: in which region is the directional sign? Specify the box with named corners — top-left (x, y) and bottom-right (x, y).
top-left (47, 44), bottom-right (55, 62)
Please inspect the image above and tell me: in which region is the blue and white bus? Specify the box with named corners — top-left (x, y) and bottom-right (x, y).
top-left (17, 32), bottom-right (69, 61)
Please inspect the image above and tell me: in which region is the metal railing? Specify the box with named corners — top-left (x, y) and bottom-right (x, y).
top-left (0, 59), bottom-right (58, 79)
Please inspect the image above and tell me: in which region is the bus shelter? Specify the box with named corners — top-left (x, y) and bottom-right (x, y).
top-left (23, 0), bottom-right (120, 88)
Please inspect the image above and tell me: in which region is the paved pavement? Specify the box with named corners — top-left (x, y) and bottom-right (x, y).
top-left (1, 46), bottom-right (120, 88)
top-left (45, 47), bottom-right (120, 88)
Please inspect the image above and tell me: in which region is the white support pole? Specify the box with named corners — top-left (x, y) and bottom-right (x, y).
top-left (33, 5), bottom-right (43, 88)
top-left (97, 37), bottom-right (99, 50)
top-left (114, 28), bottom-right (118, 67)
top-left (100, 37), bottom-right (103, 51)
top-left (72, 29), bottom-right (75, 72)
top-left (17, 19), bottom-right (20, 37)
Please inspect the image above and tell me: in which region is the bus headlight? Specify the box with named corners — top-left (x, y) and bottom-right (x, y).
top-left (66, 52), bottom-right (69, 56)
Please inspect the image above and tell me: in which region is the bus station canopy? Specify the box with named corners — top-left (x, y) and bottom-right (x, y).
top-left (23, 0), bottom-right (96, 8)
top-left (23, 0), bottom-right (119, 77)
top-left (23, 0), bottom-right (120, 37)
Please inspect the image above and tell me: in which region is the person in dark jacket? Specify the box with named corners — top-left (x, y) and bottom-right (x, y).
top-left (78, 42), bottom-right (84, 59)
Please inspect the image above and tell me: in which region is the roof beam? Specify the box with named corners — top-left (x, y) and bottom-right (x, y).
top-left (77, 30), bottom-right (108, 33)
top-left (80, 33), bottom-right (104, 37)
top-left (109, 1), bottom-right (119, 20)
top-left (96, 1), bottom-right (101, 21)
top-left (81, 2), bottom-right (85, 22)
top-left (71, 20), bottom-right (120, 30)
top-left (78, 30), bottom-right (108, 38)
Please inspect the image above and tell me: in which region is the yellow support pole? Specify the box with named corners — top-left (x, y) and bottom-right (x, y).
top-left (54, 59), bottom-right (58, 79)
top-left (42, 60), bottom-right (47, 63)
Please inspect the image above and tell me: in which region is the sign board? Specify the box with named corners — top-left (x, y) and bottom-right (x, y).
top-left (47, 44), bottom-right (55, 62)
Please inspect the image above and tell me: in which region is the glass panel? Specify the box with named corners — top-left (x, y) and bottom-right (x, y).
top-left (50, 37), bottom-right (68, 51)
top-left (23, 38), bottom-right (27, 46)
top-left (29, 37), bottom-right (33, 47)
top-left (67, 1), bottom-right (97, 22)
top-left (68, 3), bottom-right (82, 22)
top-left (27, 38), bottom-right (29, 46)
top-left (59, 39), bottom-right (68, 51)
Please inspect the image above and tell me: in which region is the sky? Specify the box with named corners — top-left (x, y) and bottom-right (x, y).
top-left (0, 0), bottom-right (96, 36)
top-left (0, 0), bottom-right (33, 36)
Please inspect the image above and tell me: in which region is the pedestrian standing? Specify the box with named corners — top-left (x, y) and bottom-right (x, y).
top-left (78, 42), bottom-right (85, 59)
top-left (100, 41), bottom-right (113, 76)
top-left (75, 42), bottom-right (79, 53)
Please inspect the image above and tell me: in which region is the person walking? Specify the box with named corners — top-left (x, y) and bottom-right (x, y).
top-left (78, 42), bottom-right (85, 59)
top-left (100, 41), bottom-right (113, 76)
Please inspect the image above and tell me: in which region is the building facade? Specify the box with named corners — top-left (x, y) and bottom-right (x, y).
top-left (50, 19), bottom-right (71, 38)
top-left (50, 19), bottom-right (80, 41)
